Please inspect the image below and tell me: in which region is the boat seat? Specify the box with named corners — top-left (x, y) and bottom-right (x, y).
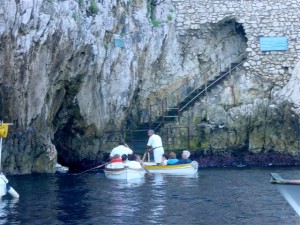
top-left (125, 161), bottom-right (142, 169)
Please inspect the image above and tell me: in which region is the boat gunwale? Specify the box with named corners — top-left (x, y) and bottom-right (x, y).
top-left (270, 172), bottom-right (300, 185)
top-left (271, 180), bottom-right (300, 185)
top-left (105, 167), bottom-right (145, 172)
top-left (144, 163), bottom-right (196, 170)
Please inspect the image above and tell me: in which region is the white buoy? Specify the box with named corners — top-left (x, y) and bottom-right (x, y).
top-left (7, 186), bottom-right (19, 198)
top-left (0, 173), bottom-right (19, 198)
top-left (55, 163), bottom-right (69, 173)
top-left (0, 173), bottom-right (8, 197)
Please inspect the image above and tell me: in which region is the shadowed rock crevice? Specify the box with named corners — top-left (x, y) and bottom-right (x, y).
top-left (51, 75), bottom-right (101, 170)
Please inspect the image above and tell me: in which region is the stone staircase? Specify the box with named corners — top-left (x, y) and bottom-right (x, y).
top-left (126, 52), bottom-right (247, 152)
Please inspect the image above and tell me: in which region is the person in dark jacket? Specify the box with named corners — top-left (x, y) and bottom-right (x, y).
top-left (176, 150), bottom-right (192, 164)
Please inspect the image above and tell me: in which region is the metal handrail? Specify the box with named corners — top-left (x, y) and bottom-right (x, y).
top-left (123, 52), bottom-right (247, 150)
top-left (179, 53), bottom-right (247, 112)
top-left (149, 52), bottom-right (247, 119)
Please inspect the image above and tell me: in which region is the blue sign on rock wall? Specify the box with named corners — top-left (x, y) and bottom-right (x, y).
top-left (114, 38), bottom-right (124, 48)
top-left (260, 36), bottom-right (288, 51)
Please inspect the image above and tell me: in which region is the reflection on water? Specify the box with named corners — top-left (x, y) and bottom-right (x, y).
top-left (0, 198), bottom-right (19, 224)
top-left (149, 174), bottom-right (167, 222)
top-left (151, 173), bottom-right (166, 186)
top-left (113, 177), bottom-right (146, 189)
top-left (2, 168), bottom-right (300, 225)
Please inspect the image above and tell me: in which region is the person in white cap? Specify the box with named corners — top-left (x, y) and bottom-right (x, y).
top-left (176, 150), bottom-right (192, 164)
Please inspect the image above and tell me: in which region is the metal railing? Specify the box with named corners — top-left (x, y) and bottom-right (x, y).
top-left (179, 52), bottom-right (247, 112)
top-left (147, 52), bottom-right (247, 122)
top-left (105, 126), bottom-right (191, 153)
top-left (120, 51), bottom-right (248, 151)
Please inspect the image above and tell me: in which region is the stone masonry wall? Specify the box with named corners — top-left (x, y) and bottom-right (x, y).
top-left (172, 0), bottom-right (300, 89)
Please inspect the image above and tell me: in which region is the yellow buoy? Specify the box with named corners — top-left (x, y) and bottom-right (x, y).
top-left (0, 124), bottom-right (8, 138)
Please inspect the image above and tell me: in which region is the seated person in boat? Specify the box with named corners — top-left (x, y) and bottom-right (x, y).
top-left (176, 150), bottom-right (192, 164)
top-left (109, 140), bottom-right (133, 160)
top-left (106, 154), bottom-right (125, 169)
top-left (167, 152), bottom-right (179, 165)
top-left (160, 153), bottom-right (169, 166)
top-left (121, 154), bottom-right (128, 162)
top-left (110, 154), bottom-right (123, 163)
top-left (128, 154), bottom-right (137, 160)
top-left (125, 154), bottom-right (142, 169)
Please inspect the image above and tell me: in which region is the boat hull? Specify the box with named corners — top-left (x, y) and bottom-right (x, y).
top-left (104, 167), bottom-right (146, 180)
top-left (104, 162), bottom-right (146, 180)
top-left (270, 173), bottom-right (300, 216)
top-left (144, 161), bottom-right (198, 175)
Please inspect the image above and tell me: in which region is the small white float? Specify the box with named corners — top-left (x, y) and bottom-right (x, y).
top-left (55, 163), bottom-right (69, 174)
top-left (0, 173), bottom-right (19, 198)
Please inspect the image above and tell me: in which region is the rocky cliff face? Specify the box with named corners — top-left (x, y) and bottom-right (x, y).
top-left (179, 61), bottom-right (300, 167)
top-left (168, 0), bottom-right (300, 167)
top-left (0, 0), bottom-right (299, 174)
top-left (0, 0), bottom-right (192, 173)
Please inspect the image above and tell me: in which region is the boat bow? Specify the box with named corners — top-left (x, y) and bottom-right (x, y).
top-left (270, 173), bottom-right (300, 216)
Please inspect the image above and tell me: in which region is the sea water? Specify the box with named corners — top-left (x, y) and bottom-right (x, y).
top-left (1, 167), bottom-right (300, 225)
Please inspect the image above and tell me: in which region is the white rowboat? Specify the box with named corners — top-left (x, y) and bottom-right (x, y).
top-left (270, 173), bottom-right (300, 216)
top-left (104, 162), bottom-right (146, 180)
top-left (144, 161), bottom-right (198, 175)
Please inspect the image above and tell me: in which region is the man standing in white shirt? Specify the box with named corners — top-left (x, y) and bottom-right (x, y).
top-left (110, 140), bottom-right (133, 160)
top-left (146, 129), bottom-right (164, 165)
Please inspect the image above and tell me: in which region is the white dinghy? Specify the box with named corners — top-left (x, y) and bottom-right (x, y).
top-left (0, 122), bottom-right (19, 199)
top-left (104, 162), bottom-right (146, 181)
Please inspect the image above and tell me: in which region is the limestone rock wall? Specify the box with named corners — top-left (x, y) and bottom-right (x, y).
top-left (0, 0), bottom-right (300, 173)
top-left (0, 0), bottom-right (186, 173)
top-left (173, 0), bottom-right (299, 93)
top-left (170, 0), bottom-right (300, 164)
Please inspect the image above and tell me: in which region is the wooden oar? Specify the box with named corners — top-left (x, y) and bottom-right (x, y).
top-left (142, 151), bottom-right (147, 162)
top-left (77, 162), bottom-right (109, 175)
top-left (137, 156), bottom-right (152, 176)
